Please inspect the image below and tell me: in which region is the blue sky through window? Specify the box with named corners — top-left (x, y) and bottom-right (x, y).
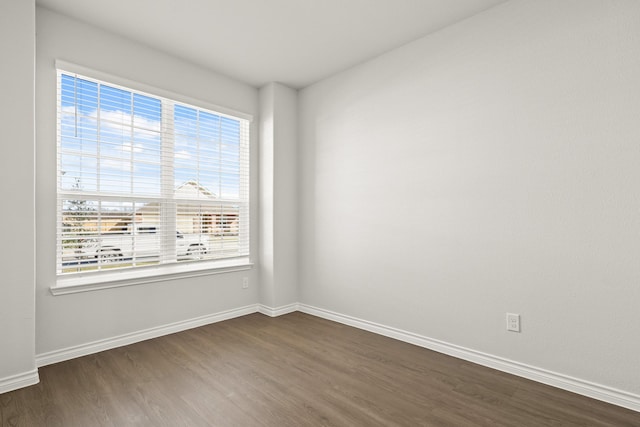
top-left (59, 74), bottom-right (242, 199)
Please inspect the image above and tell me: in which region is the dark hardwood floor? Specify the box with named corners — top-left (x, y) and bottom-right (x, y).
top-left (1, 312), bottom-right (639, 426)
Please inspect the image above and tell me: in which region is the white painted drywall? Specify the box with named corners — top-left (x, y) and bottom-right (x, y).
top-left (272, 84), bottom-right (299, 307)
top-left (298, 0), bottom-right (640, 395)
top-left (259, 83), bottom-right (298, 309)
top-left (35, 7), bottom-right (260, 356)
top-left (0, 0), bottom-right (38, 390)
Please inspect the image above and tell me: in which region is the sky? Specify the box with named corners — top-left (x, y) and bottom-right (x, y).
top-left (59, 73), bottom-right (246, 208)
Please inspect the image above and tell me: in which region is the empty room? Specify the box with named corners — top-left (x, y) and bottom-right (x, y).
top-left (1, 0), bottom-right (639, 425)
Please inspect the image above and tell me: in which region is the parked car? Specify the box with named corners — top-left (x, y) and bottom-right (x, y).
top-left (71, 223), bottom-right (209, 263)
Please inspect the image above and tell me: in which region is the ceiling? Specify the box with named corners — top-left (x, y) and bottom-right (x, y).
top-left (36, 0), bottom-right (507, 89)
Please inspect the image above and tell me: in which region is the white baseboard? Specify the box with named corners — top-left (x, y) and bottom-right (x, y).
top-left (35, 302), bottom-right (299, 368)
top-left (298, 304), bottom-right (640, 413)
top-left (0, 369), bottom-right (39, 394)
top-left (258, 303), bottom-right (299, 317)
top-left (36, 304), bottom-right (259, 367)
top-left (29, 300), bottom-right (640, 413)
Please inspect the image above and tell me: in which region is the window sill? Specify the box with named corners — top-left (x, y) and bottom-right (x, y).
top-left (51, 258), bottom-right (253, 295)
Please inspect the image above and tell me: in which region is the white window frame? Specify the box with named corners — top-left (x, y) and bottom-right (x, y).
top-left (53, 61), bottom-right (252, 294)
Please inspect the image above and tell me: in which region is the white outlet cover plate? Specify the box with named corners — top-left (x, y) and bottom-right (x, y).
top-left (506, 313), bottom-right (520, 332)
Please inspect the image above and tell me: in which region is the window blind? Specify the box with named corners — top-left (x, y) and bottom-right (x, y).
top-left (57, 70), bottom-right (250, 277)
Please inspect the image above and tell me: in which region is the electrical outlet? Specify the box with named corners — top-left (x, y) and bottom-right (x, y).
top-left (506, 313), bottom-right (520, 332)
top-left (242, 277), bottom-right (249, 289)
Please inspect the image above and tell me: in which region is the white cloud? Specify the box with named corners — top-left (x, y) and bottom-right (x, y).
top-left (121, 142), bottom-right (144, 154)
top-left (175, 150), bottom-right (192, 160)
top-left (86, 109), bottom-right (161, 137)
top-left (100, 158), bottom-right (132, 172)
top-left (60, 108), bottom-right (164, 160)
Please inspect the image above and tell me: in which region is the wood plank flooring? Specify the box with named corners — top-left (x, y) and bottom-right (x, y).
top-left (1, 312), bottom-right (639, 426)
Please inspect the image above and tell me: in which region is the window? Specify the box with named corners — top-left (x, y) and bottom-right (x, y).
top-left (57, 68), bottom-right (250, 283)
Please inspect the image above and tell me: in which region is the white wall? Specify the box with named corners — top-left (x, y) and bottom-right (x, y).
top-left (272, 85), bottom-right (299, 308)
top-left (0, 0), bottom-right (38, 392)
top-left (35, 7), bottom-right (260, 356)
top-left (259, 83), bottom-right (299, 309)
top-left (298, 0), bottom-right (640, 396)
